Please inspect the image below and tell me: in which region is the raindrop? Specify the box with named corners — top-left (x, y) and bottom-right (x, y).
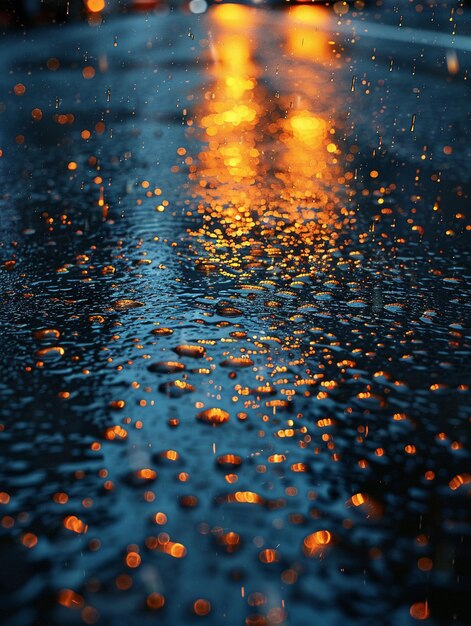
top-left (196, 408), bottom-right (230, 426)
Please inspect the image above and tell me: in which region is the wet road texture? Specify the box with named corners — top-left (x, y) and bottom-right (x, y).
top-left (0, 3), bottom-right (470, 626)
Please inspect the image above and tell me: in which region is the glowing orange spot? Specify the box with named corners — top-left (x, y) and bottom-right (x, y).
top-left (58, 589), bottom-right (84, 609)
top-left (291, 463), bottom-right (308, 473)
top-left (290, 4), bottom-right (330, 25)
top-left (217, 454), bottom-right (242, 467)
top-left (167, 542), bottom-right (187, 558)
top-left (317, 418), bottom-right (335, 427)
top-left (147, 593), bottom-right (165, 609)
top-left (82, 66), bottom-right (96, 79)
top-left (53, 492), bottom-right (69, 504)
top-left (268, 454), bottom-right (286, 463)
top-left (449, 473), bottom-right (471, 490)
top-left (197, 407), bottom-right (230, 425)
top-left (47, 58), bottom-right (60, 71)
top-left (0, 492), bottom-right (10, 504)
top-left (64, 515), bottom-right (88, 534)
top-left (125, 551), bottom-right (141, 568)
top-left (259, 549), bottom-right (279, 563)
top-left (32, 108), bottom-right (43, 121)
top-left (217, 531), bottom-right (240, 553)
top-left (410, 601), bottom-right (430, 620)
top-left (116, 574), bottom-right (132, 590)
top-left (225, 491), bottom-right (264, 505)
top-left (135, 468), bottom-right (157, 481)
top-left (393, 413), bottom-right (407, 421)
top-left (35, 346), bottom-right (65, 359)
top-left (161, 449), bottom-right (179, 461)
top-left (351, 493), bottom-right (367, 507)
top-left (193, 599), bottom-right (211, 616)
top-left (13, 83), bottom-right (26, 95)
top-left (86, 0), bottom-right (105, 13)
top-left (154, 512), bottom-right (167, 525)
top-left (212, 3), bottom-right (253, 25)
top-left (418, 557), bottom-right (433, 572)
top-left (104, 425), bottom-right (127, 440)
top-left (21, 532), bottom-right (38, 548)
top-left (303, 530), bottom-right (332, 557)
top-left (174, 344), bottom-right (206, 358)
top-left (108, 400), bottom-right (125, 410)
top-left (151, 327), bottom-right (173, 336)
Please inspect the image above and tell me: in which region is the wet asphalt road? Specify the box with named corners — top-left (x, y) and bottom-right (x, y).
top-left (0, 5), bottom-right (470, 626)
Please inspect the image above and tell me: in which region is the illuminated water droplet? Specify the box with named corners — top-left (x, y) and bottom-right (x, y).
top-left (197, 408), bottom-right (230, 425)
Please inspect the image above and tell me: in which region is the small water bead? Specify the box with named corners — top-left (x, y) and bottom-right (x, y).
top-left (148, 361), bottom-right (185, 374)
top-left (89, 315), bottom-right (105, 324)
top-left (112, 299), bottom-right (144, 310)
top-left (159, 381), bottom-right (195, 397)
top-left (268, 454), bottom-right (286, 463)
top-left (161, 450), bottom-right (180, 463)
top-left (150, 327), bottom-right (174, 336)
top-left (193, 599), bottom-right (211, 616)
top-left (259, 549), bottom-right (279, 563)
top-left (108, 400), bottom-right (125, 410)
top-left (347, 299), bottom-right (368, 308)
top-left (35, 346), bottom-right (65, 360)
top-left (384, 303), bottom-right (404, 313)
top-left (409, 602), bottom-right (430, 620)
top-left (313, 292), bottom-right (333, 301)
top-left (147, 593), bottom-right (165, 610)
top-left (216, 531), bottom-right (241, 553)
top-left (134, 468), bottom-right (157, 482)
top-left (250, 385), bottom-right (276, 396)
top-left (216, 306), bottom-right (243, 317)
top-left (197, 408), bottom-right (230, 425)
top-left (125, 552), bottom-right (141, 568)
top-left (174, 345), bottom-right (206, 358)
top-left (220, 357), bottom-right (254, 368)
top-left (58, 589), bottom-right (84, 609)
top-left (303, 530), bottom-right (332, 558)
top-left (33, 329), bottom-right (61, 340)
top-left (217, 454), bottom-right (243, 469)
top-left (64, 515), bottom-right (88, 534)
top-left (104, 425), bottom-right (128, 441)
top-left (221, 491), bottom-right (265, 505)
top-left (195, 261), bottom-right (218, 274)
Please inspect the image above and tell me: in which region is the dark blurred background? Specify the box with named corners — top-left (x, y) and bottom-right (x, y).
top-left (1, 0), bottom-right (468, 28)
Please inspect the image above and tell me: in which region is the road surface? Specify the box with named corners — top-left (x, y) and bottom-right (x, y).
top-left (0, 5), bottom-right (470, 626)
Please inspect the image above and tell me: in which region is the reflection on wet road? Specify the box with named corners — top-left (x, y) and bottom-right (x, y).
top-left (0, 6), bottom-right (470, 626)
